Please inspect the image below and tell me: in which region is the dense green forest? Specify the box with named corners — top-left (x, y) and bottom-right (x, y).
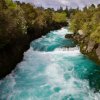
top-left (0, 0), bottom-right (68, 49)
top-left (0, 0), bottom-right (69, 78)
top-left (0, 0), bottom-right (100, 48)
top-left (70, 4), bottom-right (100, 43)
top-left (0, 0), bottom-right (100, 79)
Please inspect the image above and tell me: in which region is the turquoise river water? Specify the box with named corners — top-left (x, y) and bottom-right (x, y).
top-left (0, 28), bottom-right (100, 100)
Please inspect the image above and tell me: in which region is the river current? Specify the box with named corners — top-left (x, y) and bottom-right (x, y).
top-left (0, 28), bottom-right (100, 100)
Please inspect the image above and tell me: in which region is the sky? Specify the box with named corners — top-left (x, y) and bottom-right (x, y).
top-left (14, 0), bottom-right (100, 9)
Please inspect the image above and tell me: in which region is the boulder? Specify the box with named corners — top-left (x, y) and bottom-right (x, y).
top-left (65, 34), bottom-right (73, 39)
top-left (78, 30), bottom-right (84, 35)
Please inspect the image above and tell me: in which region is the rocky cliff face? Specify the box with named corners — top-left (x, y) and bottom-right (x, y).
top-left (65, 31), bottom-right (100, 65)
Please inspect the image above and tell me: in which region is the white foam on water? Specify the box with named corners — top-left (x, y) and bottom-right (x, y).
top-left (45, 64), bottom-right (100, 100)
top-left (53, 46), bottom-right (80, 56)
top-left (45, 63), bottom-right (66, 87)
top-left (53, 27), bottom-right (73, 36)
top-left (0, 27), bottom-right (100, 100)
top-left (0, 46), bottom-right (100, 100)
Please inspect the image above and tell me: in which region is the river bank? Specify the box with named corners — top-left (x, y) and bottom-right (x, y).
top-left (0, 27), bottom-right (100, 100)
top-left (65, 32), bottom-right (100, 65)
top-left (0, 22), bottom-right (68, 79)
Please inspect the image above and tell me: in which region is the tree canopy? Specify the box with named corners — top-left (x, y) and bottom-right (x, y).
top-left (70, 4), bottom-right (100, 43)
top-left (0, 0), bottom-right (68, 48)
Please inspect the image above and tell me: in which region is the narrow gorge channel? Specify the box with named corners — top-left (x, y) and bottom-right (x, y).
top-left (0, 27), bottom-right (100, 100)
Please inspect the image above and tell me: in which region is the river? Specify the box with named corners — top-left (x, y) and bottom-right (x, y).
top-left (0, 27), bottom-right (100, 100)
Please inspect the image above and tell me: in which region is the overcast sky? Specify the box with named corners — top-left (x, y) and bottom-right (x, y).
top-left (14, 0), bottom-right (100, 9)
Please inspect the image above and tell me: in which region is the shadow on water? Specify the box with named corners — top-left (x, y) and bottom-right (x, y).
top-left (79, 56), bottom-right (100, 92)
top-left (66, 53), bottom-right (100, 93)
top-left (87, 63), bottom-right (100, 92)
top-left (75, 55), bottom-right (100, 92)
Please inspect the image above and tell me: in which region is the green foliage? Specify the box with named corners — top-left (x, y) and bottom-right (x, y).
top-left (92, 11), bottom-right (100, 26)
top-left (19, 3), bottom-right (36, 27)
top-left (5, 0), bottom-right (17, 9)
top-left (19, 3), bottom-right (67, 33)
top-left (82, 22), bottom-right (93, 35)
top-left (0, 0), bottom-right (68, 48)
top-left (0, 0), bottom-right (26, 47)
top-left (90, 26), bottom-right (100, 43)
top-left (70, 12), bottom-right (87, 33)
top-left (70, 4), bottom-right (100, 43)
top-left (52, 12), bottom-right (67, 23)
top-left (34, 13), bottom-right (47, 30)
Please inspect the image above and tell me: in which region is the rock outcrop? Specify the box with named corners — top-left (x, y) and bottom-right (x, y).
top-left (65, 31), bottom-right (100, 65)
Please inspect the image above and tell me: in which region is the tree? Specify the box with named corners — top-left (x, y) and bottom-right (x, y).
top-left (97, 4), bottom-right (100, 8)
top-left (64, 6), bottom-right (69, 17)
top-left (70, 12), bottom-right (87, 33)
top-left (83, 6), bottom-right (88, 11)
top-left (90, 26), bottom-right (100, 43)
top-left (82, 22), bottom-right (93, 35)
top-left (57, 6), bottom-right (63, 12)
top-left (52, 12), bottom-right (67, 23)
top-left (0, 0), bottom-right (27, 48)
top-left (0, 0), bottom-right (7, 9)
top-left (69, 3), bottom-right (100, 44)
top-left (88, 4), bottom-right (95, 11)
